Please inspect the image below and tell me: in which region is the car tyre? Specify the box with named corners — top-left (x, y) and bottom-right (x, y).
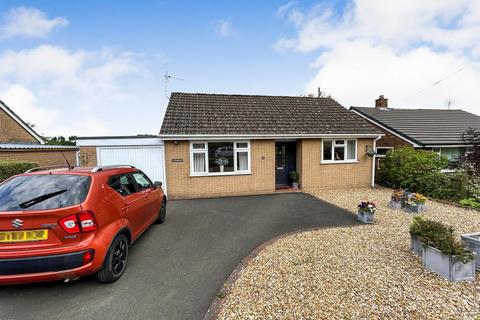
top-left (97, 234), bottom-right (129, 283)
top-left (156, 200), bottom-right (167, 224)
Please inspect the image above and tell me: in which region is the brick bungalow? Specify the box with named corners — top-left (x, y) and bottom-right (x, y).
top-left (159, 93), bottom-right (383, 199)
top-left (0, 100), bottom-right (78, 166)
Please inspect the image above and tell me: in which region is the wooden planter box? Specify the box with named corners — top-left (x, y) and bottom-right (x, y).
top-left (357, 210), bottom-right (374, 224)
top-left (422, 245), bottom-right (476, 282)
top-left (461, 233), bottom-right (480, 271)
top-left (404, 203), bottom-right (426, 214)
top-left (389, 200), bottom-right (402, 210)
top-left (410, 234), bottom-right (423, 256)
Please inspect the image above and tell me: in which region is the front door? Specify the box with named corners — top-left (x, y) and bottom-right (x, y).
top-left (275, 141), bottom-right (296, 188)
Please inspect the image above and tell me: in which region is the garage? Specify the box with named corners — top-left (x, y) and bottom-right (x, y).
top-left (76, 135), bottom-right (166, 192)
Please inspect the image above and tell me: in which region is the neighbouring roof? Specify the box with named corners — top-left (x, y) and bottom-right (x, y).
top-left (0, 144), bottom-right (78, 150)
top-left (0, 100), bottom-right (45, 144)
top-left (351, 107), bottom-right (480, 146)
top-left (160, 92), bottom-right (381, 136)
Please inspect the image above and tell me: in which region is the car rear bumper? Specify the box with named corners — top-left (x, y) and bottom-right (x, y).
top-left (0, 250), bottom-right (91, 276)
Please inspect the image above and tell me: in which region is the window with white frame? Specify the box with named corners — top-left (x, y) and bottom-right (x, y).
top-left (190, 141), bottom-right (251, 175)
top-left (322, 139), bottom-right (357, 163)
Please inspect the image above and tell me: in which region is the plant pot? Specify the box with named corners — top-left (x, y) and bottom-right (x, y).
top-left (410, 234), bottom-right (423, 256)
top-left (404, 204), bottom-right (426, 214)
top-left (389, 200), bottom-right (402, 210)
top-left (292, 182), bottom-right (299, 189)
top-left (422, 245), bottom-right (476, 282)
top-left (461, 232), bottom-right (480, 271)
top-left (357, 210), bottom-right (374, 224)
top-left (219, 165), bottom-right (224, 173)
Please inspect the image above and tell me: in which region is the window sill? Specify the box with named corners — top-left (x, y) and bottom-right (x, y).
top-left (320, 160), bottom-right (359, 165)
top-left (190, 171), bottom-right (252, 177)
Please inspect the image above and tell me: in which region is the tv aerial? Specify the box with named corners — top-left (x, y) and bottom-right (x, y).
top-left (164, 72), bottom-right (184, 99)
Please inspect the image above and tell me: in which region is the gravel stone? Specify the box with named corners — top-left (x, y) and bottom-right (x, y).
top-left (217, 187), bottom-right (480, 320)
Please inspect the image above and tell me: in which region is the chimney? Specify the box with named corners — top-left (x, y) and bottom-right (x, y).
top-left (375, 95), bottom-right (388, 109)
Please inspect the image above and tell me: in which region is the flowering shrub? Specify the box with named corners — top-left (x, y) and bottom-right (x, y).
top-left (391, 189), bottom-right (404, 202)
top-left (406, 193), bottom-right (427, 206)
top-left (358, 201), bottom-right (377, 214)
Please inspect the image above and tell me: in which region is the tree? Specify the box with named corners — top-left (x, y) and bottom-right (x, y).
top-left (461, 127), bottom-right (480, 175)
top-left (43, 136), bottom-right (76, 146)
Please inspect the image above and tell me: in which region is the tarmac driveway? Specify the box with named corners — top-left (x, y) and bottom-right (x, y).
top-left (0, 193), bottom-right (359, 320)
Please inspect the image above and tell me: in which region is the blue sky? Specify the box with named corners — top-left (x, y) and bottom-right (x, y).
top-left (0, 1), bottom-right (479, 136)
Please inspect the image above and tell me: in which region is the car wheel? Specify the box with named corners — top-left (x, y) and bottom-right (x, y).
top-left (156, 200), bottom-right (167, 224)
top-left (97, 234), bottom-right (129, 283)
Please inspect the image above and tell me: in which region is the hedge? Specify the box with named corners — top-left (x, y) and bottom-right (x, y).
top-left (0, 161), bottom-right (38, 182)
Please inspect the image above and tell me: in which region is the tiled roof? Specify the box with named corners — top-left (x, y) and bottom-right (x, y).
top-left (351, 107), bottom-right (480, 146)
top-left (160, 93), bottom-right (381, 136)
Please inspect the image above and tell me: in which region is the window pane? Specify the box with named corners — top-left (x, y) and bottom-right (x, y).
top-left (110, 174), bottom-right (137, 196)
top-left (335, 140), bottom-right (345, 145)
top-left (347, 140), bottom-right (356, 159)
top-left (193, 153), bottom-right (206, 173)
top-left (236, 142), bottom-right (248, 149)
top-left (132, 172), bottom-right (152, 190)
top-left (237, 151), bottom-right (248, 171)
top-left (192, 143), bottom-right (205, 149)
top-left (323, 140), bottom-right (332, 160)
top-left (334, 146), bottom-right (345, 160)
top-left (209, 142), bottom-right (234, 173)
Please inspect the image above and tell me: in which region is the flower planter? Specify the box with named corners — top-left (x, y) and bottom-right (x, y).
top-left (422, 245), bottom-right (476, 282)
top-left (410, 234), bottom-right (423, 256)
top-left (461, 233), bottom-right (480, 271)
top-left (292, 182), bottom-right (299, 190)
top-left (404, 204), bottom-right (426, 214)
top-left (389, 200), bottom-right (402, 210)
top-left (357, 210), bottom-right (374, 224)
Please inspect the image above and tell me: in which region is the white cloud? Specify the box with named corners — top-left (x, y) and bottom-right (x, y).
top-left (0, 45), bottom-right (142, 136)
top-left (277, 1), bottom-right (480, 114)
top-left (0, 7), bottom-right (68, 40)
top-left (214, 18), bottom-right (237, 38)
top-left (277, 1), bottom-right (298, 17)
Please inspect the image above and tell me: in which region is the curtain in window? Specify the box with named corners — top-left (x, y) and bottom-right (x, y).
top-left (237, 151), bottom-right (248, 170)
top-left (193, 153), bottom-right (206, 173)
top-left (347, 140), bottom-right (356, 159)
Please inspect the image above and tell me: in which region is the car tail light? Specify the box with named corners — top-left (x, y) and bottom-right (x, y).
top-left (83, 250), bottom-right (95, 265)
top-left (59, 215), bottom-right (80, 234)
top-left (79, 211), bottom-right (97, 232)
top-left (58, 211), bottom-right (97, 234)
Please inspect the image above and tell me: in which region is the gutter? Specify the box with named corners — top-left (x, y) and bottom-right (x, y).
top-left (371, 135), bottom-right (382, 187)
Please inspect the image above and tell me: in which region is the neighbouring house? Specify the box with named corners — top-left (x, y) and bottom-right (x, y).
top-left (159, 92), bottom-right (383, 199)
top-left (350, 95), bottom-right (480, 168)
top-left (0, 100), bottom-right (78, 166)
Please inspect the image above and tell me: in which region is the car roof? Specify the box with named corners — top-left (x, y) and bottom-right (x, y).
top-left (21, 166), bottom-right (138, 177)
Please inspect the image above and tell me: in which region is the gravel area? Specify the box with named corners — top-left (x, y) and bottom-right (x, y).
top-left (217, 187), bottom-right (480, 320)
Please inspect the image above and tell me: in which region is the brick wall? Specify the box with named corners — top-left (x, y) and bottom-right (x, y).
top-left (0, 149), bottom-right (77, 166)
top-left (78, 147), bottom-right (98, 166)
top-left (0, 108), bottom-right (39, 144)
top-left (299, 138), bottom-right (374, 189)
top-left (369, 124), bottom-right (412, 148)
top-left (165, 140), bottom-right (276, 199)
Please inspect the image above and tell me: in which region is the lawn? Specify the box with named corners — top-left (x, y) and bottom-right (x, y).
top-left (217, 187), bottom-right (480, 320)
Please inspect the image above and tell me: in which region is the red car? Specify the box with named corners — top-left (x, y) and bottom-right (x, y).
top-left (0, 165), bottom-right (167, 285)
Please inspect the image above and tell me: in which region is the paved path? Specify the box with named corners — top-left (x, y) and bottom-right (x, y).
top-left (0, 193), bottom-right (359, 320)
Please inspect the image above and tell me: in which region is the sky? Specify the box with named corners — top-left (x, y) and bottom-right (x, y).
top-left (0, 0), bottom-right (479, 137)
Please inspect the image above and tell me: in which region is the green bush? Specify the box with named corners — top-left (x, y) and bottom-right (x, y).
top-left (0, 161), bottom-right (38, 182)
top-left (459, 197), bottom-right (480, 209)
top-left (409, 216), bottom-right (475, 262)
top-left (380, 146), bottom-right (455, 198)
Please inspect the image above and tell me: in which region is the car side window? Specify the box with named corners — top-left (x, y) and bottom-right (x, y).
top-left (109, 174), bottom-right (137, 196)
top-left (132, 172), bottom-right (152, 190)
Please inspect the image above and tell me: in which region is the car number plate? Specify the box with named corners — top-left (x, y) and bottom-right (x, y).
top-left (0, 229), bottom-right (48, 243)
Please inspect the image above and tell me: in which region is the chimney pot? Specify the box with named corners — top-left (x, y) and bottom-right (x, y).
top-left (375, 95), bottom-right (388, 109)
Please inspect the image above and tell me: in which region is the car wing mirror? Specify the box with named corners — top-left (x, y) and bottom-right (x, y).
top-left (153, 181), bottom-right (162, 189)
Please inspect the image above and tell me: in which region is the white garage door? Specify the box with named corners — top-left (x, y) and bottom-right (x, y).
top-left (97, 146), bottom-right (165, 186)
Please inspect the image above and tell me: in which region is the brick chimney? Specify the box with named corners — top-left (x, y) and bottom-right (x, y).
top-left (375, 95), bottom-right (388, 109)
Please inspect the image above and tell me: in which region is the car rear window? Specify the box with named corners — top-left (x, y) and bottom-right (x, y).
top-left (0, 174), bottom-right (91, 211)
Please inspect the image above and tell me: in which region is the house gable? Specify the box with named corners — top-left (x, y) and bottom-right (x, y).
top-left (0, 100), bottom-right (44, 144)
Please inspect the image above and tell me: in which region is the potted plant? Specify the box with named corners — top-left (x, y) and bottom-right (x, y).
top-left (409, 216), bottom-right (425, 256)
top-left (389, 189), bottom-right (404, 209)
top-left (289, 171), bottom-right (299, 189)
top-left (404, 193), bottom-right (427, 214)
top-left (215, 157), bottom-right (229, 172)
top-left (357, 200), bottom-right (376, 224)
top-left (461, 233), bottom-right (480, 271)
top-left (409, 217), bottom-right (476, 281)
